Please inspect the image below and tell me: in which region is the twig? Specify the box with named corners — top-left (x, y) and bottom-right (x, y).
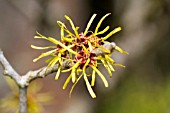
top-left (0, 49), bottom-right (21, 85)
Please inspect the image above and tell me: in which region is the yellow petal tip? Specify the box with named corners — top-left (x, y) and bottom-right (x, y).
top-left (124, 51), bottom-right (129, 55)
top-left (118, 27), bottom-right (122, 30)
top-left (33, 59), bottom-right (37, 62)
top-left (92, 96), bottom-right (97, 98)
top-left (55, 77), bottom-right (59, 80)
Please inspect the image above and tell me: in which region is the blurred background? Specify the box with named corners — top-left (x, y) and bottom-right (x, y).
top-left (0, 0), bottom-right (170, 113)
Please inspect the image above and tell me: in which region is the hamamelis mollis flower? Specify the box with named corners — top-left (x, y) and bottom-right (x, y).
top-left (32, 13), bottom-right (128, 98)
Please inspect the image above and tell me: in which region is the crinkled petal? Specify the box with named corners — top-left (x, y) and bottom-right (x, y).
top-left (34, 32), bottom-right (48, 39)
top-left (47, 37), bottom-right (77, 55)
top-left (81, 44), bottom-right (88, 53)
top-left (31, 45), bottom-right (56, 50)
top-left (65, 15), bottom-right (79, 38)
top-left (71, 61), bottom-right (81, 82)
top-left (96, 45), bottom-right (110, 53)
top-left (57, 21), bottom-right (74, 36)
top-left (59, 44), bottom-right (75, 53)
top-left (96, 26), bottom-right (110, 35)
top-left (95, 13), bottom-right (111, 34)
top-left (84, 73), bottom-right (96, 98)
top-left (55, 65), bottom-right (61, 80)
top-left (88, 41), bottom-right (93, 51)
top-left (115, 46), bottom-right (129, 54)
top-left (114, 63), bottom-right (126, 68)
top-left (45, 57), bottom-right (55, 63)
top-left (106, 60), bottom-right (115, 72)
top-left (84, 14), bottom-right (97, 35)
top-left (91, 66), bottom-right (108, 87)
top-left (63, 75), bottom-right (72, 89)
top-left (62, 68), bottom-right (72, 73)
top-left (71, 69), bottom-right (76, 83)
top-left (101, 59), bottom-right (113, 77)
top-left (105, 55), bottom-right (115, 64)
top-left (33, 49), bottom-right (56, 62)
top-left (69, 74), bottom-right (83, 98)
top-left (102, 27), bottom-right (121, 40)
top-left (47, 56), bottom-right (59, 67)
top-left (91, 70), bottom-right (96, 86)
top-left (62, 37), bottom-right (74, 42)
top-left (60, 25), bottom-right (64, 39)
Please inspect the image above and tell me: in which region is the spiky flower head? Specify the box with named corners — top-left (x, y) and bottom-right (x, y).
top-left (31, 13), bottom-right (128, 98)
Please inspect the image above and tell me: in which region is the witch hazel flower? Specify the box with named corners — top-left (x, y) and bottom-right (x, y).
top-left (31, 13), bottom-right (128, 98)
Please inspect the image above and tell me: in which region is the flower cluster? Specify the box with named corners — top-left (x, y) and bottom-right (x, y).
top-left (31, 13), bottom-right (128, 98)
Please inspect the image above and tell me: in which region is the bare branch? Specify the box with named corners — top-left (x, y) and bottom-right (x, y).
top-left (20, 63), bottom-right (60, 87)
top-left (0, 49), bottom-right (21, 84)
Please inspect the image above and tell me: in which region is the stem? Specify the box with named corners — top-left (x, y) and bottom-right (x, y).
top-left (19, 87), bottom-right (27, 113)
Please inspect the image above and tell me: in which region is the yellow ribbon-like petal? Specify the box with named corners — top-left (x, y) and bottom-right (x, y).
top-left (96, 45), bottom-right (111, 53)
top-left (101, 59), bottom-right (113, 77)
top-left (69, 74), bottom-right (83, 98)
top-left (71, 69), bottom-right (76, 83)
top-left (82, 58), bottom-right (97, 98)
top-left (91, 66), bottom-right (108, 87)
top-left (60, 25), bottom-right (64, 39)
top-left (106, 60), bottom-right (115, 72)
top-left (62, 68), bottom-right (73, 73)
top-left (105, 55), bottom-right (115, 64)
top-left (95, 26), bottom-right (110, 35)
top-left (45, 57), bottom-right (54, 63)
top-left (102, 27), bottom-right (121, 40)
top-left (33, 49), bottom-right (56, 62)
top-left (115, 46), bottom-right (129, 54)
top-left (94, 13), bottom-right (111, 34)
top-left (34, 31), bottom-right (48, 40)
top-left (57, 21), bottom-right (74, 36)
top-left (62, 37), bottom-right (74, 42)
top-left (47, 37), bottom-right (77, 55)
top-left (65, 15), bottom-right (80, 39)
top-left (31, 45), bottom-right (56, 50)
top-left (88, 41), bottom-right (93, 51)
top-left (81, 44), bottom-right (88, 53)
top-left (63, 75), bottom-right (72, 89)
top-left (55, 65), bottom-right (61, 80)
top-left (47, 56), bottom-right (59, 67)
top-left (71, 61), bottom-right (81, 83)
top-left (84, 14), bottom-right (97, 35)
top-left (91, 70), bottom-right (96, 86)
top-left (114, 63), bottom-right (126, 68)
top-left (84, 73), bottom-right (96, 98)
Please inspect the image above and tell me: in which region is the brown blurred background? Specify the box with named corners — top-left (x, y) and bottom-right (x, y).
top-left (0, 0), bottom-right (170, 113)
